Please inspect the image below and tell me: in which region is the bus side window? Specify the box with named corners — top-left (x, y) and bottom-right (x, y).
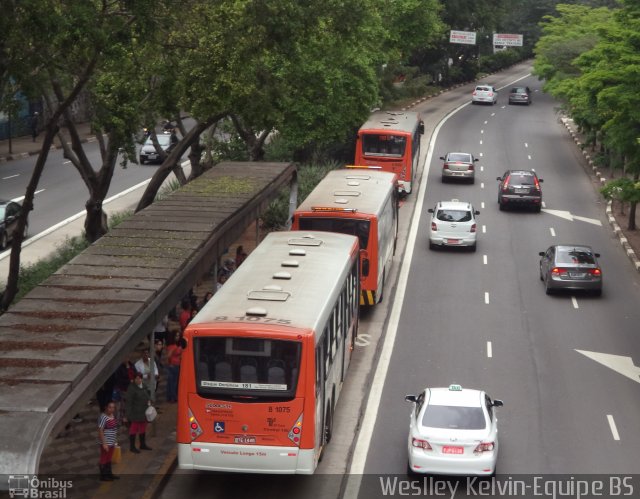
top-left (315, 345), bottom-right (322, 394)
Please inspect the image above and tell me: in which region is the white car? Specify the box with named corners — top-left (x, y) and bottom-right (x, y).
top-left (471, 85), bottom-right (498, 105)
top-left (405, 384), bottom-right (503, 476)
top-left (428, 200), bottom-right (479, 251)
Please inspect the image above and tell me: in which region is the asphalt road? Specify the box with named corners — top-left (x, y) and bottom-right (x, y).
top-left (351, 73), bottom-right (640, 497)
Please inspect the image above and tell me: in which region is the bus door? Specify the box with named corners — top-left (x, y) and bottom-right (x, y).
top-left (315, 342), bottom-right (325, 457)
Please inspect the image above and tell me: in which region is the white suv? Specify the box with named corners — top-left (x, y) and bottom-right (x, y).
top-left (428, 200), bottom-right (479, 251)
top-left (471, 85), bottom-right (498, 105)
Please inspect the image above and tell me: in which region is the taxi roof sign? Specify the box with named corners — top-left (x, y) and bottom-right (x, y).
top-left (448, 384), bottom-right (463, 391)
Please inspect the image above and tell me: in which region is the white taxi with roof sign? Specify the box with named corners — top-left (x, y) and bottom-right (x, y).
top-left (405, 384), bottom-right (503, 476)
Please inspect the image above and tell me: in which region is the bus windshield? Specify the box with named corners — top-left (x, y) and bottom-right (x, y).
top-left (298, 218), bottom-right (370, 249)
top-left (194, 337), bottom-right (301, 400)
top-left (362, 134), bottom-right (406, 157)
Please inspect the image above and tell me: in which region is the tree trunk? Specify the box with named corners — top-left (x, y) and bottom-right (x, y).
top-left (628, 201), bottom-right (637, 231)
top-left (84, 198), bottom-right (109, 242)
top-left (188, 139), bottom-right (205, 180)
top-left (230, 114), bottom-right (269, 162)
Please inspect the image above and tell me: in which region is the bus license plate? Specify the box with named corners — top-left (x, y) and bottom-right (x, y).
top-left (442, 446), bottom-right (464, 455)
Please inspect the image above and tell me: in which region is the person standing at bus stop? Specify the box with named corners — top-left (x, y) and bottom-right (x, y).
top-left (123, 372), bottom-right (153, 454)
top-left (165, 332), bottom-right (183, 403)
top-left (97, 401), bottom-right (119, 481)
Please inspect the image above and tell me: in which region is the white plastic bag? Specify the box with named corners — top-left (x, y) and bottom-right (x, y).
top-left (145, 405), bottom-right (158, 422)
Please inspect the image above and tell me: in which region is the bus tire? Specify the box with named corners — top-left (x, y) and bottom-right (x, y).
top-left (324, 405), bottom-right (333, 444)
top-left (378, 269), bottom-right (385, 303)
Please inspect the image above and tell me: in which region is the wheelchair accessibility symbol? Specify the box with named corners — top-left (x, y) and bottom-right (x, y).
top-left (214, 421), bottom-right (225, 433)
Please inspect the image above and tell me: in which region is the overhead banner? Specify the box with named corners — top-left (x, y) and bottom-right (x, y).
top-left (493, 33), bottom-right (523, 47)
top-left (449, 30), bottom-right (476, 45)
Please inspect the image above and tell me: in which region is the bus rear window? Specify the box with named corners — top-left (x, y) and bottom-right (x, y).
top-left (362, 134), bottom-right (406, 157)
top-left (194, 337), bottom-right (301, 400)
top-left (298, 218), bottom-right (370, 249)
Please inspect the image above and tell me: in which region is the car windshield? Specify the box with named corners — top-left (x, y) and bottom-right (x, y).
top-left (422, 405), bottom-right (486, 430)
top-left (436, 209), bottom-right (472, 222)
top-left (508, 174), bottom-right (535, 185)
top-left (448, 153), bottom-right (471, 163)
top-left (144, 134), bottom-right (172, 147)
top-left (556, 248), bottom-right (596, 265)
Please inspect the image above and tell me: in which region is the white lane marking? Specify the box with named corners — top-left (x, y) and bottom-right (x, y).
top-left (481, 202), bottom-right (485, 209)
top-left (63, 160), bottom-right (71, 165)
top-left (480, 166), bottom-right (484, 172)
top-left (483, 255), bottom-right (487, 265)
top-left (479, 140), bottom-right (483, 145)
top-left (345, 96), bottom-right (451, 482)
top-left (484, 120), bottom-right (488, 125)
top-left (480, 182), bottom-right (484, 189)
top-left (550, 227), bottom-right (556, 237)
top-left (481, 130), bottom-right (484, 134)
top-left (571, 296), bottom-right (579, 309)
top-left (482, 225), bottom-right (486, 233)
top-left (487, 341), bottom-right (493, 358)
top-left (528, 155), bottom-right (532, 160)
top-left (607, 415), bottom-right (620, 441)
top-left (491, 113), bottom-right (496, 117)
top-left (2, 174), bottom-right (19, 180)
top-left (542, 201), bottom-right (546, 208)
top-left (11, 189), bottom-right (45, 203)
top-left (479, 152), bottom-right (483, 157)
top-left (484, 292), bottom-right (490, 304)
top-left (525, 143), bottom-right (529, 148)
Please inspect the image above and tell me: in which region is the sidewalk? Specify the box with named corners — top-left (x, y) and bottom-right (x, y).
top-left (0, 122), bottom-right (96, 163)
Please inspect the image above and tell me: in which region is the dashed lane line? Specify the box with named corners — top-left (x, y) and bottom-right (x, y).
top-left (607, 415), bottom-right (620, 441)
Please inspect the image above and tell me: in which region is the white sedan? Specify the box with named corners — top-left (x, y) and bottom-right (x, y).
top-left (405, 384), bottom-right (503, 476)
top-left (428, 200), bottom-right (479, 251)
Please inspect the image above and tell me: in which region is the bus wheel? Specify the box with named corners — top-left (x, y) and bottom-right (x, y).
top-left (324, 406), bottom-right (333, 444)
top-left (378, 269), bottom-right (385, 304)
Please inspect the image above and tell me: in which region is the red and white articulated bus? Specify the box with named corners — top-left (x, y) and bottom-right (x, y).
top-left (177, 231), bottom-right (360, 474)
top-left (291, 167), bottom-right (398, 306)
top-left (354, 110), bottom-right (424, 194)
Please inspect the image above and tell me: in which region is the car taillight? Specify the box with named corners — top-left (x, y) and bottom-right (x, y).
top-left (431, 222), bottom-right (437, 231)
top-left (470, 223), bottom-right (477, 233)
top-left (502, 175), bottom-right (511, 192)
top-left (412, 438), bottom-right (432, 450)
top-left (534, 177), bottom-right (541, 191)
top-left (590, 268), bottom-right (602, 276)
top-left (472, 91), bottom-right (477, 96)
top-left (468, 163), bottom-right (474, 170)
top-left (474, 442), bottom-right (495, 453)
top-left (488, 92), bottom-right (493, 96)
top-left (551, 267), bottom-right (567, 275)
top-left (443, 163), bottom-right (448, 170)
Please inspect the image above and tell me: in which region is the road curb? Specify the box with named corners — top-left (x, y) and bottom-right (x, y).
top-left (561, 116), bottom-right (640, 272)
top-left (140, 448), bottom-right (178, 499)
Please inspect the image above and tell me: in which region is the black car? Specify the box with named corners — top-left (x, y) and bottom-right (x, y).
top-left (508, 86), bottom-right (532, 105)
top-left (497, 170), bottom-right (543, 212)
top-left (139, 132), bottom-right (173, 164)
top-left (0, 200), bottom-right (27, 250)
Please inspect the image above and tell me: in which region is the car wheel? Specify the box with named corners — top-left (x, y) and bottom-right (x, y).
top-left (593, 288), bottom-right (602, 297)
top-left (0, 232), bottom-right (7, 250)
top-left (139, 157), bottom-right (146, 165)
top-left (469, 243), bottom-right (477, 253)
top-left (499, 202), bottom-right (505, 211)
top-left (534, 205), bottom-right (541, 213)
top-left (469, 177), bottom-right (475, 185)
top-left (539, 267), bottom-right (544, 281)
top-left (407, 461), bottom-right (417, 477)
top-left (545, 280), bottom-right (554, 295)
top-left (429, 241), bottom-right (436, 250)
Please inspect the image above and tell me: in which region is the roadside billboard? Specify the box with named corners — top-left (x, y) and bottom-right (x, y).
top-left (493, 33), bottom-right (523, 47)
top-left (449, 30), bottom-right (476, 45)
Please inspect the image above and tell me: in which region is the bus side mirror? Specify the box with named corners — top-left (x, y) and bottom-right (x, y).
top-left (178, 338), bottom-right (187, 349)
top-left (418, 122), bottom-right (424, 135)
top-left (360, 249), bottom-right (370, 277)
top-left (405, 395), bottom-right (417, 403)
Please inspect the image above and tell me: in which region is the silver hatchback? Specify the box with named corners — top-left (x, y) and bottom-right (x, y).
top-left (428, 200), bottom-right (479, 251)
top-left (539, 245), bottom-right (603, 296)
